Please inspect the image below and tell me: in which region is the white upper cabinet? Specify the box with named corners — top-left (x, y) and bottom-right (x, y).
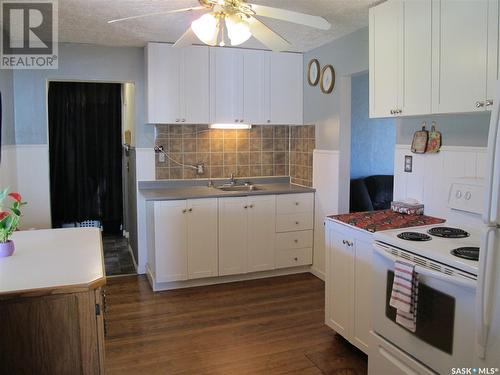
top-left (270, 52), bottom-right (303, 125)
top-left (210, 47), bottom-right (244, 124)
top-left (401, 0), bottom-right (432, 116)
top-left (369, 0), bottom-right (401, 118)
top-left (146, 43), bottom-right (182, 124)
top-left (146, 43), bottom-right (210, 124)
top-left (432, 0), bottom-right (491, 113)
top-left (370, 0), bottom-right (500, 117)
top-left (182, 47), bottom-right (210, 124)
top-left (243, 49), bottom-right (270, 125)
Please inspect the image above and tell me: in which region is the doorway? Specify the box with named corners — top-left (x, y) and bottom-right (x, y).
top-left (349, 72), bottom-right (396, 212)
top-left (47, 81), bottom-right (135, 276)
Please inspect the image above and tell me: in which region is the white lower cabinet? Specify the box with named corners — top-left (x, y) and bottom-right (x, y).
top-left (147, 192), bottom-right (314, 289)
top-left (325, 219), bottom-right (372, 354)
top-left (219, 195), bottom-right (276, 275)
top-left (150, 198), bottom-right (218, 282)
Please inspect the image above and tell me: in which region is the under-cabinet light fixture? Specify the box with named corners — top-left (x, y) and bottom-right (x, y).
top-left (209, 123), bottom-right (252, 130)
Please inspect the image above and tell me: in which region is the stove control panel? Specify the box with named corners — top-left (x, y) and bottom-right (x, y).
top-left (448, 182), bottom-right (484, 214)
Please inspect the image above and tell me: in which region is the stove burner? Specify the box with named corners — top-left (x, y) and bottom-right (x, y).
top-left (451, 247), bottom-right (479, 261)
top-left (428, 227), bottom-right (470, 238)
top-left (397, 232), bottom-right (432, 241)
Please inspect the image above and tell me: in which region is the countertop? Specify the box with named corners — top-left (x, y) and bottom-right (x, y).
top-left (327, 209), bottom-right (445, 233)
top-left (139, 177), bottom-right (315, 201)
top-left (0, 228), bottom-right (105, 298)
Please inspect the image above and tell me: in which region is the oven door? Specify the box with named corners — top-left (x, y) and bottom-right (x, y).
top-left (372, 242), bottom-right (477, 375)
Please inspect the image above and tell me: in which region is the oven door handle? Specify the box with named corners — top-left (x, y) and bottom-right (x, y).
top-left (373, 244), bottom-right (477, 290)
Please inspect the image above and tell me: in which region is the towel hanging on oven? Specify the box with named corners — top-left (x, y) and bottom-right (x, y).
top-left (390, 259), bottom-right (420, 333)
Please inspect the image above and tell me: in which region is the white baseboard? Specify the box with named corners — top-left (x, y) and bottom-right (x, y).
top-left (146, 264), bottom-right (313, 292)
top-left (128, 245), bottom-right (138, 272)
top-left (309, 267), bottom-right (325, 281)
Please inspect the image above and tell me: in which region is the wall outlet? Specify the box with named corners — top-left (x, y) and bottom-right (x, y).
top-left (404, 155), bottom-right (413, 173)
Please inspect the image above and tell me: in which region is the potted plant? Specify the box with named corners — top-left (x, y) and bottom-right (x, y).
top-left (0, 188), bottom-right (27, 257)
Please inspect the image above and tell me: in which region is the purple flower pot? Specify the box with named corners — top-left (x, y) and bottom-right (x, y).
top-left (0, 240), bottom-right (15, 257)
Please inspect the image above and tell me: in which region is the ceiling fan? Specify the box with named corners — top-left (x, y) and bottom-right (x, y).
top-left (108, 0), bottom-right (331, 51)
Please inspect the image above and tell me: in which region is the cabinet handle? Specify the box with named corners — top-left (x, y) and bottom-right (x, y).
top-left (188, 208), bottom-right (193, 212)
top-left (244, 205), bottom-right (248, 209)
top-left (476, 101), bottom-right (485, 108)
top-left (390, 109), bottom-right (395, 115)
top-left (397, 109), bottom-right (402, 114)
top-left (181, 118), bottom-right (186, 122)
top-left (486, 99), bottom-right (494, 107)
top-left (182, 209), bottom-right (187, 213)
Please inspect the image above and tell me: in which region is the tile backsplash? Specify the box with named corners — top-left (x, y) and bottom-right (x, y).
top-left (290, 125), bottom-right (315, 187)
top-left (154, 124), bottom-right (315, 187)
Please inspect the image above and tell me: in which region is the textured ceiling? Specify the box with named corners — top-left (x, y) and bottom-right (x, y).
top-left (58, 0), bottom-right (380, 52)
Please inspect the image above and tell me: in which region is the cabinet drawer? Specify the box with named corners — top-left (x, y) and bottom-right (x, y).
top-left (276, 193), bottom-right (314, 214)
top-left (276, 248), bottom-right (312, 268)
top-left (276, 213), bottom-right (313, 232)
top-left (276, 230), bottom-right (313, 250)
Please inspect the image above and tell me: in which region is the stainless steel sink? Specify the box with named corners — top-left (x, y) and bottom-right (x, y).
top-left (216, 185), bottom-right (261, 192)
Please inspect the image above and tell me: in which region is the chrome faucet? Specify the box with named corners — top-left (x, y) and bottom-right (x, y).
top-left (229, 173), bottom-right (236, 185)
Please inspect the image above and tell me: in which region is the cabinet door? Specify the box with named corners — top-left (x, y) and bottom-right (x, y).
top-left (247, 195), bottom-right (276, 272)
top-left (369, 0), bottom-right (401, 118)
top-left (210, 48), bottom-right (244, 124)
top-left (487, 0), bottom-right (499, 106)
top-left (270, 52), bottom-right (303, 125)
top-left (146, 43), bottom-right (181, 124)
top-left (401, 0), bottom-right (432, 116)
top-left (325, 224), bottom-right (354, 338)
top-left (182, 46), bottom-right (210, 124)
top-left (154, 200), bottom-right (188, 282)
top-left (352, 239), bottom-right (373, 353)
top-left (243, 50), bottom-right (270, 124)
top-left (187, 198), bottom-right (218, 279)
top-left (432, 0), bottom-right (489, 113)
top-left (218, 197), bottom-right (248, 276)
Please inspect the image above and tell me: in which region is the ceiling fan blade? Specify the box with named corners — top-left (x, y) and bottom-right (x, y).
top-left (248, 4), bottom-right (331, 30)
top-left (173, 27), bottom-right (207, 48)
top-left (108, 6), bottom-right (205, 24)
top-left (247, 17), bottom-right (291, 52)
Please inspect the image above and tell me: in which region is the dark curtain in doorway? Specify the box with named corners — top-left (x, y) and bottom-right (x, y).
top-left (48, 82), bottom-right (123, 234)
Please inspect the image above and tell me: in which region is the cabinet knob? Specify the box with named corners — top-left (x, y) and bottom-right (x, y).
top-left (294, 257), bottom-right (298, 261)
top-left (294, 239), bottom-right (298, 243)
top-left (182, 209), bottom-right (187, 213)
top-left (249, 204), bottom-right (254, 208)
top-left (390, 109), bottom-right (395, 115)
top-left (486, 99), bottom-right (494, 107)
top-left (244, 205), bottom-right (248, 209)
top-left (476, 101), bottom-right (485, 108)
top-left (188, 208), bottom-right (193, 212)
top-left (342, 239), bottom-right (346, 245)
top-left (295, 221), bottom-right (299, 225)
top-left (295, 202), bottom-right (299, 206)
top-left (181, 118), bottom-right (186, 122)
top-left (175, 119), bottom-right (180, 122)
top-left (397, 109), bottom-right (402, 114)
top-left (267, 120), bottom-right (271, 123)
top-left (235, 119), bottom-right (239, 123)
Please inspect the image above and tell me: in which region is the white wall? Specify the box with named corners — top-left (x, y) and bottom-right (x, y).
top-left (394, 145), bottom-right (487, 219)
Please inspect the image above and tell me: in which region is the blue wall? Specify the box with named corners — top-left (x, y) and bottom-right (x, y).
top-left (0, 70), bottom-right (15, 145)
top-left (350, 73), bottom-right (396, 179)
top-left (11, 43), bottom-right (152, 147)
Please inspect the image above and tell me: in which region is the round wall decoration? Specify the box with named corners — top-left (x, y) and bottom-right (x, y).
top-left (320, 64), bottom-right (335, 94)
top-left (307, 59), bottom-right (320, 86)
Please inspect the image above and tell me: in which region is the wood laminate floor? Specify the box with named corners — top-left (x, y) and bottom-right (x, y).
top-left (104, 273), bottom-right (367, 375)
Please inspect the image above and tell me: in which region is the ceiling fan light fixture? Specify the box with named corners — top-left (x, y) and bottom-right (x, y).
top-left (225, 15), bottom-right (251, 46)
top-left (192, 13), bottom-right (218, 45)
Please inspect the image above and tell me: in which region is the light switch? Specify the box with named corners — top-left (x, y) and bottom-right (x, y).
top-left (404, 155), bottom-right (413, 173)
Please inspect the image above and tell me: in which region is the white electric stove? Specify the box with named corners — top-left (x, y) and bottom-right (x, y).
top-left (369, 179), bottom-right (484, 375)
